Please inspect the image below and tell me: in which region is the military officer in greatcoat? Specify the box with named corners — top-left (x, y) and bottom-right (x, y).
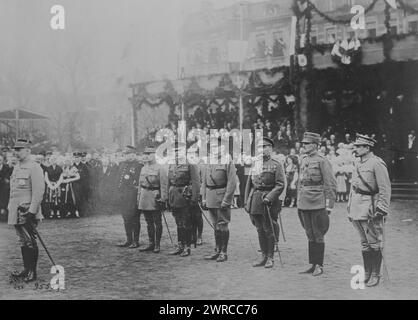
top-left (167, 141), bottom-right (200, 257)
top-left (8, 139), bottom-right (45, 282)
top-left (116, 145), bottom-right (143, 248)
top-left (244, 137), bottom-right (286, 268)
top-left (138, 146), bottom-right (168, 253)
top-left (297, 132), bottom-right (337, 276)
top-left (348, 134), bottom-right (391, 287)
top-left (201, 137), bottom-right (236, 262)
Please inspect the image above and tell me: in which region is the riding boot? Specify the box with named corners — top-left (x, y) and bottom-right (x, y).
top-left (11, 247), bottom-right (29, 278)
top-left (154, 222), bottom-right (162, 253)
top-left (312, 242), bottom-right (324, 276)
top-left (367, 249), bottom-right (382, 287)
top-left (299, 242), bottom-right (316, 274)
top-left (362, 250), bottom-right (372, 283)
top-left (252, 254), bottom-right (268, 267)
top-left (140, 224), bottom-right (155, 251)
top-left (217, 230), bottom-right (229, 262)
top-left (23, 247), bottom-right (37, 283)
top-left (169, 228), bottom-right (184, 255)
top-left (204, 230), bottom-right (220, 260)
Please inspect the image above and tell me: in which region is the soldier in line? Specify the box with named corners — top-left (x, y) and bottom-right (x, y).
top-left (244, 137), bottom-right (286, 268)
top-left (116, 145), bottom-right (143, 248)
top-left (201, 137), bottom-right (236, 262)
top-left (297, 132), bottom-right (337, 276)
top-left (348, 134), bottom-right (391, 287)
top-left (190, 148), bottom-right (204, 247)
top-left (8, 139), bottom-right (45, 282)
top-left (167, 142), bottom-right (200, 257)
top-left (138, 146), bottom-right (168, 253)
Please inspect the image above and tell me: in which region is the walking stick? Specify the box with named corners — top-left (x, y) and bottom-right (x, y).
top-left (26, 223), bottom-right (56, 267)
top-left (161, 211), bottom-right (174, 246)
top-left (265, 205), bottom-right (283, 267)
top-left (277, 209), bottom-right (286, 242)
top-left (197, 202), bottom-right (214, 230)
top-left (381, 217), bottom-right (391, 284)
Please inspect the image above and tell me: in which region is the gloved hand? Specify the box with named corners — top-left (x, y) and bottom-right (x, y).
top-left (262, 197), bottom-right (272, 207)
top-left (220, 201), bottom-right (229, 209)
top-left (373, 207), bottom-right (387, 221)
top-left (326, 208), bottom-right (332, 215)
top-left (201, 200), bottom-right (207, 211)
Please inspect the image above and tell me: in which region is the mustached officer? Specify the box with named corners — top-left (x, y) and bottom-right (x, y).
top-left (297, 132), bottom-right (337, 276)
top-left (167, 141), bottom-right (200, 257)
top-left (9, 139), bottom-right (45, 282)
top-left (348, 134), bottom-right (391, 287)
top-left (116, 145), bottom-right (142, 248)
top-left (201, 136), bottom-right (236, 262)
top-left (244, 137), bottom-right (286, 268)
top-left (138, 146), bottom-right (168, 253)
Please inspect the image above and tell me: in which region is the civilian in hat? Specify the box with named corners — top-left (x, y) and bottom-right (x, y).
top-left (188, 147), bottom-right (204, 247)
top-left (167, 141), bottom-right (200, 257)
top-left (116, 145), bottom-right (143, 248)
top-left (348, 134), bottom-right (391, 287)
top-left (72, 152), bottom-right (89, 218)
top-left (297, 132), bottom-right (337, 276)
top-left (244, 137), bottom-right (286, 268)
top-left (8, 139), bottom-right (45, 282)
top-left (201, 136), bottom-right (237, 262)
top-left (138, 146), bottom-right (168, 253)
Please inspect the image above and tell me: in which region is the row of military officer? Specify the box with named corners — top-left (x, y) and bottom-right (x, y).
top-left (9, 132), bottom-right (391, 287)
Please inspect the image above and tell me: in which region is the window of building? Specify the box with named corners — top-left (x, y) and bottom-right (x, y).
top-left (390, 19), bottom-right (398, 35)
top-left (366, 21), bottom-right (377, 38)
top-left (256, 34), bottom-right (266, 58)
top-left (325, 26), bottom-right (336, 43)
top-left (310, 28), bottom-right (318, 45)
top-left (409, 20), bottom-right (418, 33)
top-left (272, 31), bottom-right (285, 57)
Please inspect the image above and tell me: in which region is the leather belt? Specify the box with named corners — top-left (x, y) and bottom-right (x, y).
top-left (255, 186), bottom-right (274, 191)
top-left (301, 181), bottom-right (323, 186)
top-left (353, 186), bottom-right (376, 196)
top-left (140, 185), bottom-right (160, 191)
top-left (206, 184), bottom-right (227, 190)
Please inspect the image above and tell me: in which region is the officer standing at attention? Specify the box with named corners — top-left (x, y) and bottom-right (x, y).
top-left (297, 132), bottom-right (337, 276)
top-left (9, 139), bottom-right (45, 282)
top-left (201, 137), bottom-right (236, 262)
top-left (348, 134), bottom-right (391, 287)
top-left (138, 146), bottom-right (168, 253)
top-left (167, 141), bottom-right (200, 257)
top-left (117, 145), bottom-right (142, 248)
top-left (244, 137), bottom-right (286, 268)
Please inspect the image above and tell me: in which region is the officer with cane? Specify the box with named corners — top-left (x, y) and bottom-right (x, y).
top-left (167, 141), bottom-right (200, 257)
top-left (9, 139), bottom-right (45, 282)
top-left (348, 134), bottom-right (391, 287)
top-left (201, 136), bottom-right (236, 262)
top-left (138, 146), bottom-right (168, 253)
top-left (244, 137), bottom-right (285, 268)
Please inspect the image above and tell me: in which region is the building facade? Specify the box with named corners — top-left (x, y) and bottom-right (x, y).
top-left (180, 0), bottom-right (418, 76)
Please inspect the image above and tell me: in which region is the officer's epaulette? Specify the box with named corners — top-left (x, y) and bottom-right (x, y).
top-left (372, 155), bottom-right (388, 168)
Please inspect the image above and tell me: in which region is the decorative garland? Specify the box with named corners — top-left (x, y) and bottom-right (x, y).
top-left (331, 38), bottom-right (362, 66)
top-left (398, 0), bottom-right (418, 14)
top-left (292, 0), bottom-right (379, 24)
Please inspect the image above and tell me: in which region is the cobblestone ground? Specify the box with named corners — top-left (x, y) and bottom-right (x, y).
top-left (1, 201), bottom-right (418, 300)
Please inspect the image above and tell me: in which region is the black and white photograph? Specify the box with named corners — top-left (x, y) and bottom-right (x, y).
top-left (1, 0), bottom-right (418, 306)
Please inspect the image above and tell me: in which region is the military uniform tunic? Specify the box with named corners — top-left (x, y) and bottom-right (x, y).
top-left (348, 155), bottom-right (391, 220)
top-left (297, 151), bottom-right (337, 211)
top-left (138, 163), bottom-right (168, 211)
top-left (8, 159), bottom-right (45, 225)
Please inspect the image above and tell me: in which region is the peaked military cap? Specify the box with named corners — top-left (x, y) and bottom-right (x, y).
top-left (301, 132), bottom-right (321, 144)
top-left (257, 136), bottom-right (274, 147)
top-left (13, 139), bottom-right (32, 149)
top-left (353, 134), bottom-right (377, 147)
top-left (143, 146), bottom-right (156, 154)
